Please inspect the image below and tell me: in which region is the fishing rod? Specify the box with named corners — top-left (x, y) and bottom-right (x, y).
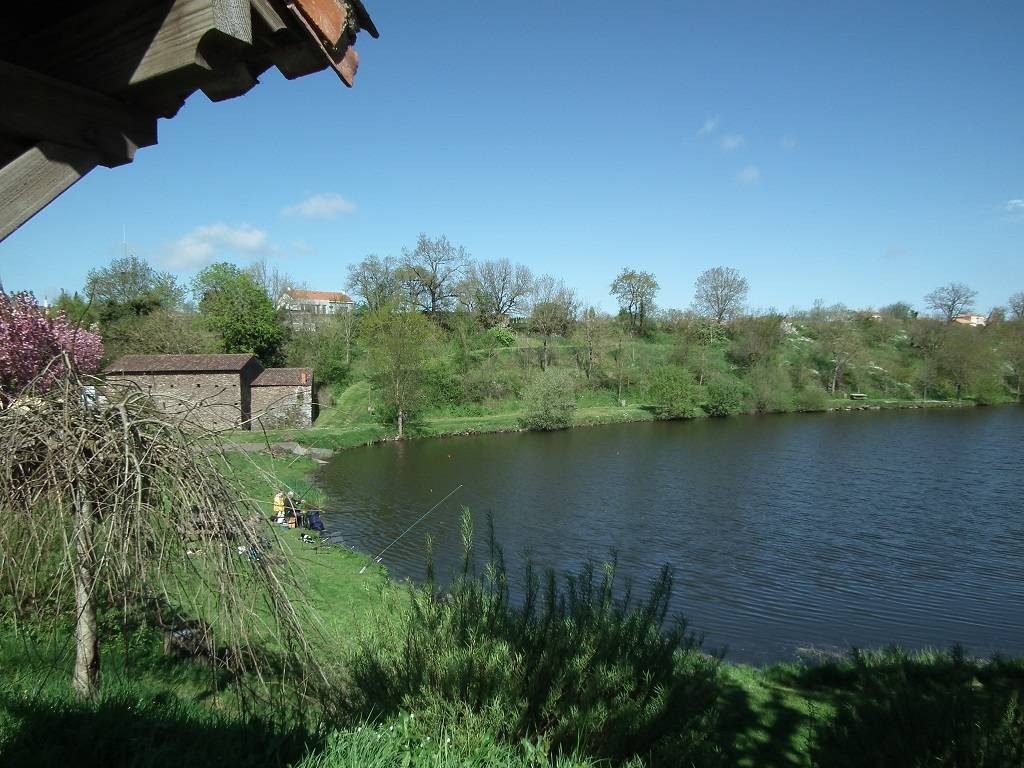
top-left (360, 484), bottom-right (463, 574)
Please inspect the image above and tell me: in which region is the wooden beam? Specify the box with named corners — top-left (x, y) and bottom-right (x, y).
top-left (270, 41), bottom-right (327, 79)
top-left (0, 61), bottom-right (158, 167)
top-left (10, 0), bottom-right (253, 95)
top-left (0, 143), bottom-right (99, 242)
top-left (251, 0), bottom-right (289, 33)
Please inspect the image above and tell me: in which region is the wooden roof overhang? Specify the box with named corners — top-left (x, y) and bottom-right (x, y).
top-left (0, 0), bottom-right (378, 242)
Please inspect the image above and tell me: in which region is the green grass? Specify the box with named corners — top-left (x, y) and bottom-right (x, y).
top-left (6, 448), bottom-right (1023, 767)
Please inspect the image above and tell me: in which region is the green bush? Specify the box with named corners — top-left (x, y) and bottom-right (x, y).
top-left (519, 372), bottom-right (576, 430)
top-left (487, 325), bottom-right (518, 348)
top-left (647, 366), bottom-right (701, 419)
top-left (794, 385), bottom-right (829, 412)
top-left (702, 377), bottom-right (747, 417)
top-left (423, 359), bottom-right (465, 408)
top-left (341, 513), bottom-right (722, 766)
top-left (745, 362), bottom-right (793, 413)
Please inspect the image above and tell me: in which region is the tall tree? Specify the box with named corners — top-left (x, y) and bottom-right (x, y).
top-left (693, 266), bottom-right (749, 324)
top-left (346, 254), bottom-right (401, 311)
top-left (610, 268), bottom-right (659, 335)
top-left (924, 282), bottom-right (977, 321)
top-left (528, 275), bottom-right (577, 370)
top-left (400, 234), bottom-right (469, 315)
top-left (463, 258), bottom-right (534, 325)
top-left (360, 304), bottom-right (436, 438)
top-left (246, 258), bottom-right (296, 303)
top-left (1009, 291), bottom-right (1024, 321)
top-left (572, 306), bottom-right (612, 381)
top-left (809, 304), bottom-right (864, 394)
top-left (192, 263), bottom-right (285, 364)
top-left (85, 254), bottom-right (183, 319)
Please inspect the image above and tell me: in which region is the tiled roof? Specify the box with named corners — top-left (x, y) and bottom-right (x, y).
top-left (104, 354), bottom-right (258, 374)
top-left (283, 289), bottom-right (353, 303)
top-left (252, 368), bottom-right (313, 386)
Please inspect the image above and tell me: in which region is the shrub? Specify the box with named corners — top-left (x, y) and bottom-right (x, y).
top-left (794, 385), bottom-right (829, 412)
top-left (647, 366), bottom-right (701, 419)
top-left (487, 325), bottom-right (518, 348)
top-left (341, 513), bottom-right (722, 765)
top-left (423, 359), bottom-right (464, 408)
top-left (703, 377), bottom-right (747, 416)
top-left (519, 371), bottom-right (576, 430)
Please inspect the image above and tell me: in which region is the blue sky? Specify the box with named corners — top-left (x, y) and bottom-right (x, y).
top-left (2, 0), bottom-right (1022, 314)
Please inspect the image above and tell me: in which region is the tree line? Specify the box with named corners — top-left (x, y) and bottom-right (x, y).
top-left (25, 233), bottom-right (1024, 437)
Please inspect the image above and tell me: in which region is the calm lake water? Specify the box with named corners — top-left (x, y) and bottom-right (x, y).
top-left (318, 406), bottom-right (1024, 664)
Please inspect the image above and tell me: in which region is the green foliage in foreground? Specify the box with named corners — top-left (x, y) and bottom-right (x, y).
top-left (341, 512), bottom-right (722, 765)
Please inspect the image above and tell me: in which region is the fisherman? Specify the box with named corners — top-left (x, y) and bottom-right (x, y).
top-left (273, 490), bottom-right (285, 524)
top-left (285, 491), bottom-right (298, 527)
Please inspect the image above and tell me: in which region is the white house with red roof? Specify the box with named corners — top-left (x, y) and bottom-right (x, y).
top-left (278, 288), bottom-right (355, 327)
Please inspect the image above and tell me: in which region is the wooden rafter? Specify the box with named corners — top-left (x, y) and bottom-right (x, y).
top-left (0, 0), bottom-right (378, 245)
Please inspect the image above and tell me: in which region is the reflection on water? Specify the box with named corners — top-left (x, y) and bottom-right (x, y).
top-left (318, 406), bottom-right (1024, 664)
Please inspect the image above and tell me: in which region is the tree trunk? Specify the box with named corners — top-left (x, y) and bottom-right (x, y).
top-left (541, 339), bottom-right (549, 371)
top-left (73, 498), bottom-right (100, 701)
top-left (397, 409), bottom-right (404, 440)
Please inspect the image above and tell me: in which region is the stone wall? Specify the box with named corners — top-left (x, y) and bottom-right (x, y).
top-left (251, 384), bottom-right (314, 428)
top-left (106, 372), bottom-right (245, 430)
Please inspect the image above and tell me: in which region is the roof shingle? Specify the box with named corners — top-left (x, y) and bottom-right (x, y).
top-left (104, 354), bottom-right (258, 374)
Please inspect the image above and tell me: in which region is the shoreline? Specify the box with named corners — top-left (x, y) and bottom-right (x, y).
top-left (226, 393), bottom-right (1006, 457)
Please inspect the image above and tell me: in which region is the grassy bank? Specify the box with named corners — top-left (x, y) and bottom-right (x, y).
top-left (226, 379), bottom-right (987, 454)
top-left (4, 450), bottom-right (1022, 767)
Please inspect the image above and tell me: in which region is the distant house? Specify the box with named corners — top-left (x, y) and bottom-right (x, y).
top-left (953, 313), bottom-right (986, 327)
top-left (278, 288), bottom-right (354, 328)
top-left (104, 354), bottom-right (315, 430)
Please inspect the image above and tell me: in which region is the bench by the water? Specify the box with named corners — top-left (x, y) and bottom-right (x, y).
top-left (849, 393), bottom-right (868, 400)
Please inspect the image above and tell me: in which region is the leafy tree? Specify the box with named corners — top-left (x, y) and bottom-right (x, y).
top-left (0, 291), bottom-right (103, 395)
top-left (286, 312), bottom-right (355, 387)
top-left (346, 254), bottom-right (401, 311)
top-left (519, 370), bottom-right (576, 430)
top-left (924, 282), bottom-right (977, 321)
top-left (462, 258), bottom-right (534, 325)
top-left (85, 254), bottom-right (183, 324)
top-left (573, 306), bottom-right (612, 381)
top-left (1008, 291), bottom-right (1024, 321)
top-left (939, 325), bottom-right (998, 400)
top-left (610, 268), bottom-right (659, 335)
top-left (879, 301), bottom-right (916, 320)
top-left (192, 262), bottom-right (285, 364)
top-left (647, 365), bottom-right (700, 419)
top-left (809, 304), bottom-right (865, 394)
top-left (51, 290), bottom-right (99, 329)
top-left (1001, 321), bottom-right (1024, 398)
top-left (360, 304), bottom-right (436, 438)
top-left (693, 266), bottom-right (749, 324)
top-left (528, 275), bottom-right (577, 370)
top-left (109, 309), bottom-right (219, 356)
top-left (745, 361), bottom-right (794, 413)
top-left (728, 312), bottom-right (784, 369)
top-left (399, 234), bottom-right (469, 315)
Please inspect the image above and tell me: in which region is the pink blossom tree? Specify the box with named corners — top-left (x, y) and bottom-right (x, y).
top-left (0, 291), bottom-right (103, 396)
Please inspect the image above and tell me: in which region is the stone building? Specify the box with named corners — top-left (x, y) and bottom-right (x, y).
top-left (104, 354), bottom-right (315, 430)
top-left (250, 367), bottom-right (316, 428)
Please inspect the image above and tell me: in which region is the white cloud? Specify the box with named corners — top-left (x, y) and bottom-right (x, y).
top-left (1005, 199), bottom-right (1024, 214)
top-left (696, 116), bottom-right (719, 138)
top-left (281, 193), bottom-right (356, 219)
top-left (781, 134), bottom-right (798, 150)
top-left (737, 166), bottom-right (762, 186)
top-left (163, 223), bottom-right (272, 269)
top-left (720, 134), bottom-right (745, 151)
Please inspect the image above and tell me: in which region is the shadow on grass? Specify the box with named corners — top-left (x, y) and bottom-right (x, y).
top-left (715, 671), bottom-right (814, 768)
top-left (0, 685), bottom-right (317, 768)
